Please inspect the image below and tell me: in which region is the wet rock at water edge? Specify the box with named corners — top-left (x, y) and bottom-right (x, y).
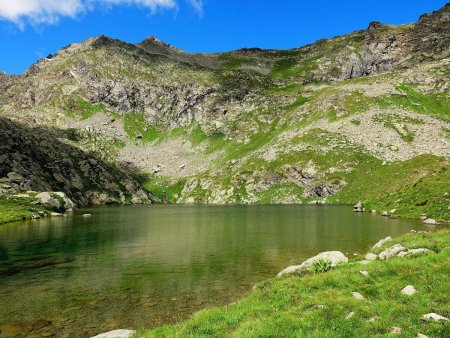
top-left (91, 329), bottom-right (136, 338)
top-left (277, 251), bottom-right (348, 277)
top-left (423, 218), bottom-right (439, 225)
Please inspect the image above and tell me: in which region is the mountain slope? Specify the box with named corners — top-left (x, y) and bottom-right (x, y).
top-left (0, 4), bottom-right (449, 221)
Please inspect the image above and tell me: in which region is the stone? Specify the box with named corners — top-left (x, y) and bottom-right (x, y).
top-left (378, 244), bottom-right (406, 260)
top-left (401, 285), bottom-right (416, 295)
top-left (389, 208), bottom-right (397, 214)
top-left (360, 270), bottom-right (369, 276)
top-left (390, 327), bottom-right (402, 335)
top-left (381, 211), bottom-right (388, 216)
top-left (422, 313), bottom-right (449, 321)
top-left (82, 214), bottom-right (92, 217)
top-left (36, 192), bottom-right (61, 209)
top-left (365, 253), bottom-right (377, 261)
top-left (417, 334), bottom-right (428, 338)
top-left (277, 251), bottom-right (348, 277)
top-left (397, 248), bottom-right (431, 257)
top-left (353, 201), bottom-right (363, 212)
top-left (372, 236), bottom-right (392, 249)
top-left (345, 311), bottom-right (355, 319)
top-left (50, 212), bottom-right (63, 217)
top-left (423, 218), bottom-right (439, 225)
top-left (351, 292), bottom-right (365, 301)
top-left (367, 316), bottom-right (379, 322)
top-left (91, 329), bottom-right (136, 338)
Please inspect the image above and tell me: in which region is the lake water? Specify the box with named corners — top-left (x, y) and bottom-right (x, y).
top-left (0, 205), bottom-right (431, 337)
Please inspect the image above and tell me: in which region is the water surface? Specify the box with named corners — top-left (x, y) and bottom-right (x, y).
top-left (0, 205), bottom-right (430, 337)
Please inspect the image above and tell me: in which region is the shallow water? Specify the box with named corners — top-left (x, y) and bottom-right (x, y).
top-left (0, 205), bottom-right (432, 337)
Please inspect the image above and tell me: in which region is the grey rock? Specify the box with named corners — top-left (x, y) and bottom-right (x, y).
top-left (378, 244), bottom-right (406, 260)
top-left (91, 329), bottom-right (136, 338)
top-left (401, 285), bottom-right (416, 295)
top-left (277, 251), bottom-right (348, 277)
top-left (372, 236), bottom-right (392, 249)
top-left (365, 253), bottom-right (377, 261)
top-left (422, 313), bottom-right (449, 321)
top-left (423, 218), bottom-right (439, 225)
top-left (351, 292), bottom-right (365, 301)
top-left (397, 248), bottom-right (431, 257)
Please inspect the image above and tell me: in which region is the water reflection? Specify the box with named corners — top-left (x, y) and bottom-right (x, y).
top-left (0, 205), bottom-right (429, 337)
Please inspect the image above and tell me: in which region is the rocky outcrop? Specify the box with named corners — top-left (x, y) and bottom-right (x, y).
top-left (0, 117), bottom-right (156, 207)
top-left (91, 329), bottom-right (136, 338)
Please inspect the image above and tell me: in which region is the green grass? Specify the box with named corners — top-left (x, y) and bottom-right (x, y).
top-left (363, 166), bottom-right (450, 222)
top-left (0, 196), bottom-right (50, 224)
top-left (123, 113), bottom-right (166, 141)
top-left (66, 96), bottom-right (107, 120)
top-left (140, 229), bottom-right (450, 337)
top-left (144, 176), bottom-right (187, 203)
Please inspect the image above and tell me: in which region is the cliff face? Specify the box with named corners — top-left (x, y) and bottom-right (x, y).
top-left (0, 4), bottom-right (448, 216)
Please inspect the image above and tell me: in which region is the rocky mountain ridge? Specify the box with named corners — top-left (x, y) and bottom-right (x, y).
top-left (0, 3), bottom-right (449, 220)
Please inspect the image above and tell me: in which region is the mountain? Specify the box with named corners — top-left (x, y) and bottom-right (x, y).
top-left (0, 4), bottom-right (449, 221)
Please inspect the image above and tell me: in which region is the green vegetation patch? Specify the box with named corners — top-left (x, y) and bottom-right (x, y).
top-left (66, 96), bottom-right (107, 120)
top-left (364, 166), bottom-right (450, 222)
top-left (0, 196), bottom-right (50, 224)
top-left (141, 229), bottom-right (450, 337)
top-left (123, 113), bottom-right (166, 142)
top-left (144, 176), bottom-right (187, 203)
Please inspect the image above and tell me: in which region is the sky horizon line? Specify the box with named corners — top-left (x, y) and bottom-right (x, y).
top-left (0, 0), bottom-right (447, 75)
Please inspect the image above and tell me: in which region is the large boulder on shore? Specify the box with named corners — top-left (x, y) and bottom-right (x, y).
top-left (35, 191), bottom-right (75, 211)
top-left (277, 251), bottom-right (348, 277)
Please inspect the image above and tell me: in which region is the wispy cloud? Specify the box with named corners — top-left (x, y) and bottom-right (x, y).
top-left (0, 0), bottom-right (201, 28)
top-left (187, 0), bottom-right (203, 17)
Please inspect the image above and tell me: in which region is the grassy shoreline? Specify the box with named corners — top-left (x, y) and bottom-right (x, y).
top-left (139, 229), bottom-right (449, 337)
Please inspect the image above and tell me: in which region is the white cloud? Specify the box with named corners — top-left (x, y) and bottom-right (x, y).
top-left (0, 0), bottom-right (201, 28)
top-left (187, 0), bottom-right (203, 16)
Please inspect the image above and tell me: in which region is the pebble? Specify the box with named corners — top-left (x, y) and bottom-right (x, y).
top-left (401, 285), bottom-right (416, 296)
top-left (351, 292), bottom-right (365, 301)
top-left (390, 327), bottom-right (402, 335)
top-left (359, 270), bottom-right (369, 276)
top-left (345, 312), bottom-right (355, 319)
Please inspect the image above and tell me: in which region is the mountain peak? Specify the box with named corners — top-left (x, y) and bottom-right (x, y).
top-left (137, 35), bottom-right (184, 54)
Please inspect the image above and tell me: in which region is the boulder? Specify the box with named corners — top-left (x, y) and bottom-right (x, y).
top-left (277, 251), bottom-right (348, 277)
top-left (397, 248), bottom-right (431, 257)
top-left (372, 236), bottom-right (392, 249)
top-left (91, 329), bottom-right (136, 338)
top-left (35, 192), bottom-right (61, 209)
top-left (401, 285), bottom-right (416, 296)
top-left (422, 313), bottom-right (448, 321)
top-left (378, 244), bottom-right (406, 260)
top-left (423, 218), bottom-right (439, 225)
top-left (359, 270), bottom-right (369, 276)
top-left (365, 253), bottom-right (377, 261)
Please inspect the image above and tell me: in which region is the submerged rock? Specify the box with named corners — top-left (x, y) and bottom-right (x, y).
top-left (91, 329), bottom-right (136, 338)
top-left (277, 251), bottom-right (348, 277)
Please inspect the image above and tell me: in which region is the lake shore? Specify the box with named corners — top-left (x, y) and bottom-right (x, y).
top-left (138, 229), bottom-right (449, 337)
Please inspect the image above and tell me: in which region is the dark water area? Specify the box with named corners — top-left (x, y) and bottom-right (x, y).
top-left (0, 205), bottom-right (434, 337)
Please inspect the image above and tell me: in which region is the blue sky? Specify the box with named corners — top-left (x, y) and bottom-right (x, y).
top-left (0, 0), bottom-right (448, 74)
